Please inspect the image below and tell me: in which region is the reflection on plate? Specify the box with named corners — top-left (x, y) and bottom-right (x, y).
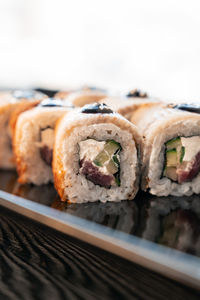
top-left (140, 195), bottom-right (200, 256)
top-left (52, 200), bottom-right (138, 234)
top-left (0, 171), bottom-right (200, 257)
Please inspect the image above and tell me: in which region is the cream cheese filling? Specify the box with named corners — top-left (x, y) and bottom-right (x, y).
top-left (79, 139), bottom-right (115, 176)
top-left (36, 128), bottom-right (54, 149)
top-left (79, 139), bottom-right (105, 162)
top-left (181, 136), bottom-right (200, 161)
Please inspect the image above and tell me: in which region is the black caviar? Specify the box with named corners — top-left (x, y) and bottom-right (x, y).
top-left (81, 103), bottom-right (113, 114)
top-left (38, 98), bottom-right (73, 108)
top-left (81, 86), bottom-right (106, 93)
top-left (12, 89), bottom-right (45, 100)
top-left (126, 89), bottom-right (147, 98)
top-left (173, 103), bottom-right (200, 114)
top-left (34, 88), bottom-right (59, 97)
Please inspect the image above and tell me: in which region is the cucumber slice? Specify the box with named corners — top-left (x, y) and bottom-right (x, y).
top-left (94, 151), bottom-right (110, 166)
top-left (106, 159), bottom-right (118, 174)
top-left (166, 137), bottom-right (181, 150)
top-left (104, 140), bottom-right (121, 156)
top-left (164, 166), bottom-right (178, 181)
top-left (113, 155), bottom-right (120, 166)
top-left (93, 140), bottom-right (121, 186)
top-left (166, 149), bottom-right (177, 167)
top-left (94, 140), bottom-right (121, 167)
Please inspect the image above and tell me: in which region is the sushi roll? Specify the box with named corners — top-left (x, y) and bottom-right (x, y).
top-left (13, 99), bottom-right (73, 185)
top-left (53, 103), bottom-right (141, 203)
top-left (0, 90), bottom-right (45, 169)
top-left (9, 99), bottom-right (45, 139)
top-left (131, 103), bottom-right (200, 196)
top-left (54, 89), bottom-right (73, 100)
top-left (56, 87), bottom-right (107, 107)
top-left (100, 90), bottom-right (161, 120)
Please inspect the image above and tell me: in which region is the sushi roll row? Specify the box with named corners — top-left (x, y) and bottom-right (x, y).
top-left (1, 88), bottom-right (144, 203)
top-left (1, 87), bottom-right (200, 203)
top-left (14, 101), bottom-right (141, 203)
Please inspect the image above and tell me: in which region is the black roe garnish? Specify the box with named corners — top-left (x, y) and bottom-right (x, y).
top-left (126, 89), bottom-right (147, 98)
top-left (173, 103), bottom-right (200, 114)
top-left (81, 103), bottom-right (113, 114)
top-left (38, 98), bottom-right (73, 108)
top-left (34, 88), bottom-right (59, 97)
top-left (81, 85), bottom-right (106, 93)
top-left (12, 89), bottom-right (45, 100)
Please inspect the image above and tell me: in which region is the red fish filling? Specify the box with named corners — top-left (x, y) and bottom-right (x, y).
top-left (40, 145), bottom-right (53, 166)
top-left (39, 127), bottom-right (54, 166)
top-left (80, 160), bottom-right (114, 187)
top-left (176, 152), bottom-right (200, 183)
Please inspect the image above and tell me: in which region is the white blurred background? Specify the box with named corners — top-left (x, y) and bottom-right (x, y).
top-left (0, 0), bottom-right (200, 101)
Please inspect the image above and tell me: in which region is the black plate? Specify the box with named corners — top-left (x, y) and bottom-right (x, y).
top-left (0, 170), bottom-right (200, 289)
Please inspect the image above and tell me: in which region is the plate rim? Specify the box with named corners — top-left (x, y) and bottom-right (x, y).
top-left (0, 189), bottom-right (199, 290)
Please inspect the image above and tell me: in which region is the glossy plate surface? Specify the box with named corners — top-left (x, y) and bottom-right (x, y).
top-left (0, 171), bottom-right (200, 290)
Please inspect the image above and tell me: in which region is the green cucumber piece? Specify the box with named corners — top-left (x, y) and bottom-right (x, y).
top-left (106, 159), bottom-right (118, 174)
top-left (166, 137), bottom-right (181, 150)
top-left (163, 166), bottom-right (178, 181)
top-left (180, 146), bottom-right (185, 163)
top-left (94, 140), bottom-right (121, 167)
top-left (104, 140), bottom-right (121, 156)
top-left (113, 155), bottom-right (120, 166)
top-left (93, 140), bottom-right (121, 186)
top-left (115, 172), bottom-right (120, 186)
top-left (94, 160), bottom-right (102, 167)
top-left (166, 149), bottom-right (177, 167)
top-left (94, 151), bottom-right (110, 166)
